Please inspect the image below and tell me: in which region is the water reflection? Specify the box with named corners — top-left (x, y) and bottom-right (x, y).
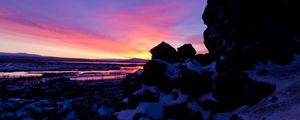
top-left (0, 65), bottom-right (143, 81)
top-left (0, 72), bottom-right (42, 78)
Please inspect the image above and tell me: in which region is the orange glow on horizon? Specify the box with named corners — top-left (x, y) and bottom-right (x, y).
top-left (0, 1), bottom-right (207, 59)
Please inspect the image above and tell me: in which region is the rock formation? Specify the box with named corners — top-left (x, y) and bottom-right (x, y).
top-left (150, 42), bottom-right (179, 62)
top-left (177, 44), bottom-right (196, 60)
top-left (115, 0), bottom-right (300, 119)
top-left (115, 42), bottom-right (275, 119)
top-left (203, 0), bottom-right (300, 66)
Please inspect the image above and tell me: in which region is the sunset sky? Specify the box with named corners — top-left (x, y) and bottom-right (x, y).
top-left (0, 0), bottom-right (207, 59)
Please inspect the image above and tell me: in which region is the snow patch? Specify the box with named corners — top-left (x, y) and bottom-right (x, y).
top-left (116, 102), bottom-right (164, 120)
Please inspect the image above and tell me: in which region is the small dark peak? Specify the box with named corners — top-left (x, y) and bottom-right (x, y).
top-left (150, 41), bottom-right (179, 62)
top-left (194, 53), bottom-right (218, 66)
top-left (256, 68), bottom-right (267, 76)
top-left (177, 44), bottom-right (196, 60)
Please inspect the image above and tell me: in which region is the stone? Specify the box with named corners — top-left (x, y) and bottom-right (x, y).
top-left (177, 44), bottom-right (196, 60)
top-left (150, 42), bottom-right (179, 62)
top-left (122, 73), bottom-right (143, 96)
top-left (178, 69), bottom-right (213, 98)
top-left (142, 60), bottom-right (167, 86)
top-left (194, 54), bottom-right (217, 66)
top-left (203, 0), bottom-right (300, 66)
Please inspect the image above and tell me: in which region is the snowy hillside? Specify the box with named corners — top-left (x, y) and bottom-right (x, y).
top-left (214, 55), bottom-right (300, 120)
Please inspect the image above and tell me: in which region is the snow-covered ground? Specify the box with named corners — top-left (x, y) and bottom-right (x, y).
top-left (215, 55), bottom-right (300, 120)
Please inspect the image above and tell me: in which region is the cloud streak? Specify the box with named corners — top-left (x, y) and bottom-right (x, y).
top-left (0, 0), bottom-right (207, 59)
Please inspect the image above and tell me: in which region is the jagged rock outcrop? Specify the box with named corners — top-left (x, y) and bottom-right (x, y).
top-left (115, 42), bottom-right (275, 119)
top-left (201, 0), bottom-right (300, 116)
top-left (203, 0), bottom-right (300, 66)
top-left (150, 42), bottom-right (179, 62)
top-left (177, 44), bottom-right (197, 60)
top-left (115, 0), bottom-right (300, 119)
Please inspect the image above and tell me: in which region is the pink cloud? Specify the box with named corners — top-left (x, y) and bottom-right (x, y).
top-left (0, 1), bottom-right (206, 59)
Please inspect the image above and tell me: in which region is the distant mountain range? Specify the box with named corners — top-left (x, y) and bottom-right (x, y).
top-left (0, 52), bottom-right (42, 57)
top-left (0, 52), bottom-right (148, 63)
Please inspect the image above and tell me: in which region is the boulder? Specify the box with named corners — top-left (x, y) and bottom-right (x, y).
top-left (178, 69), bottom-right (213, 98)
top-left (213, 71), bottom-right (275, 111)
top-left (177, 44), bottom-right (196, 60)
top-left (122, 73), bottom-right (143, 96)
top-left (194, 54), bottom-right (217, 66)
top-left (142, 60), bottom-right (168, 86)
top-left (150, 42), bottom-right (179, 62)
top-left (142, 60), bottom-right (175, 93)
top-left (203, 0), bottom-right (300, 66)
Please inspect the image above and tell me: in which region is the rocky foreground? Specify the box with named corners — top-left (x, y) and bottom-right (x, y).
top-left (0, 78), bottom-right (124, 120)
top-left (115, 42), bottom-right (278, 120)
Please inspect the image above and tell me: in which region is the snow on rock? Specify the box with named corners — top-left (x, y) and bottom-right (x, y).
top-left (200, 92), bottom-right (218, 102)
top-left (98, 105), bottom-right (115, 118)
top-left (170, 90), bottom-right (189, 105)
top-left (154, 59), bottom-right (181, 80)
top-left (212, 55), bottom-right (300, 120)
top-left (117, 41), bottom-right (300, 119)
top-left (117, 102), bottom-right (164, 120)
top-left (117, 56), bottom-right (217, 119)
top-left (246, 55), bottom-right (300, 92)
top-left (133, 84), bottom-right (158, 96)
top-left (64, 110), bottom-right (79, 120)
top-left (159, 89), bottom-right (189, 106)
top-left (136, 102), bottom-right (164, 119)
top-left (116, 110), bottom-right (137, 120)
top-left (227, 81), bottom-right (300, 120)
top-left (184, 60), bottom-right (216, 75)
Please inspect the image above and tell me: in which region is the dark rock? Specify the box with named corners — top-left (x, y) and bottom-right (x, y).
top-left (131, 89), bottom-right (159, 103)
top-left (242, 81), bottom-right (276, 104)
top-left (163, 103), bottom-right (192, 119)
top-left (194, 53), bottom-right (218, 66)
top-left (229, 114), bottom-right (244, 120)
top-left (150, 42), bottom-right (179, 62)
top-left (213, 70), bottom-right (275, 110)
top-left (142, 60), bottom-right (168, 86)
top-left (122, 73), bottom-right (143, 96)
top-left (256, 68), bottom-right (267, 76)
top-left (133, 113), bottom-right (154, 120)
top-left (187, 112), bottom-right (203, 120)
top-left (179, 69), bottom-right (213, 98)
top-left (158, 77), bottom-right (175, 94)
top-left (177, 44), bottom-right (196, 60)
top-left (213, 72), bottom-right (254, 111)
top-left (203, 0), bottom-right (300, 66)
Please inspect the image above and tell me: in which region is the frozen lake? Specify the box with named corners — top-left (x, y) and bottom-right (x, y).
top-left (0, 60), bottom-right (144, 81)
top-left (0, 65), bottom-right (143, 81)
